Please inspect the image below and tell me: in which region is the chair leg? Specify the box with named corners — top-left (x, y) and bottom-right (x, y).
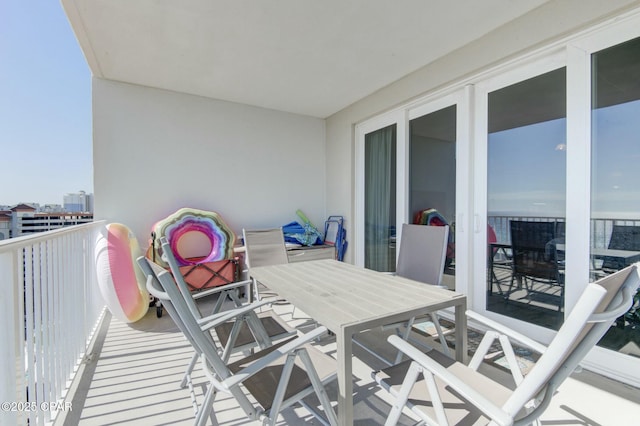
top-left (196, 384), bottom-right (217, 426)
top-left (396, 314), bottom-right (451, 363)
top-left (181, 352), bottom-right (200, 388)
top-left (506, 273), bottom-right (518, 301)
top-left (267, 353), bottom-right (297, 426)
top-left (430, 312), bottom-right (452, 358)
top-left (384, 361), bottom-right (421, 426)
top-left (395, 317), bottom-right (417, 364)
top-left (298, 349), bottom-right (338, 426)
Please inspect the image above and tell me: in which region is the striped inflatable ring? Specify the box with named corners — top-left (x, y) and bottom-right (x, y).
top-left (95, 223), bottom-right (149, 323)
top-left (148, 208), bottom-right (236, 269)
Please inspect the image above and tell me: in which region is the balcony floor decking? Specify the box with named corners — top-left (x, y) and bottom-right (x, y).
top-left (58, 296), bottom-right (640, 426)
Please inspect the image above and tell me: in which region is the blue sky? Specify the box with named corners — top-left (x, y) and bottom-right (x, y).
top-left (0, 1), bottom-right (92, 206)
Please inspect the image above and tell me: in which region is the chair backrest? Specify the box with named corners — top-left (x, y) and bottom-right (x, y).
top-left (608, 225), bottom-right (640, 250)
top-left (396, 223), bottom-right (449, 286)
top-left (158, 237), bottom-right (204, 321)
top-left (510, 220), bottom-right (559, 281)
top-left (504, 264), bottom-right (639, 420)
top-left (243, 228), bottom-right (289, 268)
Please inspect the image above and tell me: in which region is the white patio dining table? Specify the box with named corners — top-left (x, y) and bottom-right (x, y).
top-left (249, 259), bottom-right (468, 425)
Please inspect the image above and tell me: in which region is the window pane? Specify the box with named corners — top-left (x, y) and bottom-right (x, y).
top-left (365, 124), bottom-right (396, 272)
top-left (409, 105), bottom-right (456, 280)
top-left (591, 36), bottom-right (640, 356)
top-left (486, 68), bottom-right (567, 330)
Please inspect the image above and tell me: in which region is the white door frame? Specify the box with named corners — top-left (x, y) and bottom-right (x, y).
top-left (354, 109), bottom-right (406, 268)
top-left (355, 89), bottom-right (471, 285)
top-left (407, 88), bottom-right (472, 295)
top-left (472, 50), bottom-right (567, 345)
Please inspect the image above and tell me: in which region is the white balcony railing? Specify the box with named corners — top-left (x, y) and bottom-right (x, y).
top-left (0, 222), bottom-right (106, 426)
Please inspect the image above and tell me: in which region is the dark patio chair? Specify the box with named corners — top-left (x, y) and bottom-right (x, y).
top-left (603, 225), bottom-right (640, 271)
top-left (507, 221), bottom-right (564, 311)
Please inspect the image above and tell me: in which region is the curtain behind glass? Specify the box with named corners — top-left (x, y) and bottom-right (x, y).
top-left (365, 125), bottom-right (396, 271)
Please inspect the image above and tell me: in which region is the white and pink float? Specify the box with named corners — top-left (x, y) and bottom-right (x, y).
top-left (95, 223), bottom-right (149, 323)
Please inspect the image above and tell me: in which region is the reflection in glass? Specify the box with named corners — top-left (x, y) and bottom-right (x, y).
top-left (409, 106), bottom-right (456, 279)
top-left (365, 125), bottom-right (396, 272)
top-left (486, 68), bottom-right (567, 330)
top-left (591, 37), bottom-right (640, 357)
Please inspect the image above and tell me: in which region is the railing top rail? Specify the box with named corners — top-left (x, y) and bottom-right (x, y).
top-left (0, 220), bottom-right (107, 253)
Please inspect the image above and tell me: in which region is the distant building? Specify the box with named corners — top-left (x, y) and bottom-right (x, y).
top-left (64, 191), bottom-right (93, 213)
top-left (0, 210), bottom-right (10, 240)
top-left (41, 204), bottom-right (64, 213)
top-left (8, 204), bottom-right (93, 238)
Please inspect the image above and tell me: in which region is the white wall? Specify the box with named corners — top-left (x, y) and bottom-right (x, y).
top-left (93, 79), bottom-right (326, 244)
top-left (325, 0), bottom-right (640, 263)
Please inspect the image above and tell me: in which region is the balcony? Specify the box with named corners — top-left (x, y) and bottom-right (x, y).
top-left (2, 224), bottom-right (640, 424)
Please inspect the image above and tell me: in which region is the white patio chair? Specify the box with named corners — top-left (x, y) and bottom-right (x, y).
top-left (137, 253), bottom-right (296, 388)
top-left (355, 224), bottom-right (450, 365)
top-left (145, 258), bottom-right (338, 426)
top-left (374, 264), bottom-right (640, 426)
top-left (393, 224), bottom-right (451, 359)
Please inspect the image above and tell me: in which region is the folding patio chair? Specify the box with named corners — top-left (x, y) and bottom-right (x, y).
top-left (374, 264), bottom-right (639, 426)
top-left (242, 228), bottom-right (290, 302)
top-left (392, 223), bottom-right (451, 361)
top-left (508, 221), bottom-right (564, 311)
top-left (158, 236), bottom-right (295, 355)
top-left (355, 223), bottom-right (451, 365)
top-left (139, 243), bottom-right (296, 391)
top-left (144, 258), bottom-right (338, 426)
top-left (604, 225), bottom-right (640, 270)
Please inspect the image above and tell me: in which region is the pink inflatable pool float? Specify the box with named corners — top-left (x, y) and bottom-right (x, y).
top-left (95, 223), bottom-right (149, 323)
top-left (148, 207), bottom-right (236, 269)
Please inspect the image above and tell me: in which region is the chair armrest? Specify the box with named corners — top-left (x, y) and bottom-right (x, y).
top-left (219, 326), bottom-right (328, 391)
top-left (466, 311), bottom-right (547, 355)
top-left (387, 335), bottom-right (512, 426)
top-left (198, 300), bottom-right (273, 329)
top-left (191, 278), bottom-right (252, 300)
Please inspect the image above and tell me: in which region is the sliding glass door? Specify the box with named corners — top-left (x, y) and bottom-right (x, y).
top-left (590, 36), bottom-right (640, 368)
top-left (409, 105), bottom-right (458, 283)
top-left (356, 93), bottom-right (470, 290)
top-left (355, 13), bottom-right (640, 385)
top-left (475, 22), bottom-right (640, 384)
top-left (485, 67), bottom-right (567, 330)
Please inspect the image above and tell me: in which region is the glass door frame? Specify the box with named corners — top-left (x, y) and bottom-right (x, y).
top-left (407, 89), bottom-right (472, 295)
top-left (355, 89), bottom-right (472, 295)
top-left (355, 109), bottom-right (406, 269)
top-left (472, 50), bottom-right (568, 345)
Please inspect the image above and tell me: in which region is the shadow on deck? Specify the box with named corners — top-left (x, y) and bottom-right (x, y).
top-left (58, 295), bottom-right (640, 425)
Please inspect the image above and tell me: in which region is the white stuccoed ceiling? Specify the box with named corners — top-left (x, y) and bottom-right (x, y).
top-left (62, 0), bottom-right (549, 118)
